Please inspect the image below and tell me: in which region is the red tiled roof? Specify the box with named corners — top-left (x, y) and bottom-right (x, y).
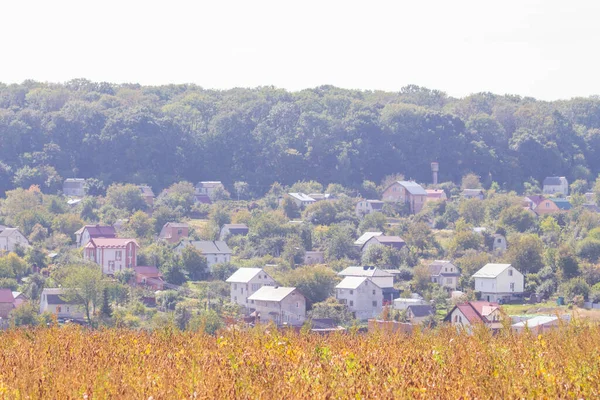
top-left (87, 238), bottom-right (139, 248)
top-left (526, 195), bottom-right (545, 206)
top-left (0, 288), bottom-right (15, 303)
top-left (448, 301), bottom-right (500, 324)
top-left (133, 266), bottom-right (162, 277)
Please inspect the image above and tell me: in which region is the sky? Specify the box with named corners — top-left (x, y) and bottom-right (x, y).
top-left (1, 0), bottom-right (599, 100)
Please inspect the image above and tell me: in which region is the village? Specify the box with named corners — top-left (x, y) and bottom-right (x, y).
top-left (0, 166), bottom-right (597, 335)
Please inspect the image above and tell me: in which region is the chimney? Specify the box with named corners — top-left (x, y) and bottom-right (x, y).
top-left (431, 162), bottom-right (439, 185)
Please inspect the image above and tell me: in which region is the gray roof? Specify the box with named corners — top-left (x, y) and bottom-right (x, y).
top-left (354, 232), bottom-right (383, 247)
top-left (374, 236), bottom-right (405, 245)
top-left (222, 224), bottom-right (249, 234)
top-left (198, 181), bottom-right (223, 188)
top-left (247, 286), bottom-right (298, 302)
top-left (429, 260), bottom-right (459, 276)
top-left (543, 177), bottom-right (564, 186)
top-left (180, 240), bottom-right (232, 255)
top-left (0, 228), bottom-right (21, 238)
top-left (462, 189), bottom-right (484, 196)
top-left (407, 305), bottom-right (435, 318)
top-left (288, 193), bottom-right (316, 202)
top-left (226, 268), bottom-right (265, 283)
top-left (336, 276), bottom-right (371, 290)
top-left (472, 263), bottom-right (513, 278)
top-left (338, 266), bottom-right (393, 278)
top-left (397, 181), bottom-right (427, 196)
top-left (41, 288), bottom-right (70, 305)
top-left (512, 316), bottom-right (558, 328)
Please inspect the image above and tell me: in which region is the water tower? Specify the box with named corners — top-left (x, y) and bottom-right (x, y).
top-left (431, 162), bottom-right (439, 185)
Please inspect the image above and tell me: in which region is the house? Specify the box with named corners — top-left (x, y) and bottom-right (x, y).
top-left (248, 286), bottom-right (306, 326)
top-left (159, 222), bottom-right (189, 244)
top-left (354, 232), bottom-right (383, 251)
top-left (84, 238), bottom-right (139, 275)
top-left (195, 181), bottom-right (225, 197)
top-left (381, 181), bottom-right (427, 214)
top-left (523, 195), bottom-right (545, 210)
top-left (286, 193), bottom-right (316, 209)
top-left (393, 297), bottom-right (429, 310)
top-left (75, 225), bottom-right (117, 247)
top-left (335, 277), bottom-right (383, 320)
top-left (491, 234), bottom-right (507, 253)
top-left (226, 268), bottom-right (276, 311)
top-left (194, 193), bottom-right (212, 204)
top-left (39, 288), bottom-right (85, 320)
top-left (552, 198), bottom-right (572, 211)
top-left (529, 197), bottom-right (569, 216)
top-left (461, 189), bottom-right (485, 200)
top-left (303, 251), bottom-right (325, 265)
top-left (425, 189), bottom-right (447, 202)
top-left (472, 263), bottom-right (524, 303)
top-left (219, 224), bottom-right (249, 241)
top-left (0, 228), bottom-right (30, 253)
top-left (338, 266), bottom-right (398, 303)
top-left (131, 266), bottom-right (165, 290)
top-left (543, 176), bottom-right (569, 195)
top-left (428, 260), bottom-right (460, 290)
top-left (63, 178), bottom-right (86, 197)
top-left (444, 301), bottom-right (503, 331)
top-left (0, 289), bottom-right (15, 318)
top-left (138, 185), bottom-right (155, 207)
top-left (406, 305), bottom-right (435, 324)
top-left (355, 200), bottom-right (384, 217)
top-left (11, 291), bottom-right (26, 309)
top-left (362, 235), bottom-right (406, 252)
top-left (175, 240), bottom-right (232, 268)
top-left (308, 193), bottom-right (334, 202)
top-left (512, 315), bottom-right (561, 334)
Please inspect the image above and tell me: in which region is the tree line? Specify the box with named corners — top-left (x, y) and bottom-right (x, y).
top-left (2, 80), bottom-right (600, 196)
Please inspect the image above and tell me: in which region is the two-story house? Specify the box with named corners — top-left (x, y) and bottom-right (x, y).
top-left (335, 277), bottom-right (382, 320)
top-left (175, 240), bottom-right (232, 269)
top-left (75, 225), bottom-right (117, 247)
top-left (248, 286), bottom-right (306, 326)
top-left (338, 266), bottom-right (398, 304)
top-left (361, 235), bottom-right (406, 253)
top-left (286, 193), bottom-right (316, 209)
top-left (355, 200), bottom-right (384, 217)
top-left (195, 181), bottom-right (225, 197)
top-left (63, 178), bottom-right (86, 197)
top-left (138, 185), bottom-right (155, 207)
top-left (381, 181), bottom-right (427, 214)
top-left (428, 260), bottom-right (460, 290)
top-left (354, 232), bottom-right (383, 252)
top-left (0, 289), bottom-right (15, 319)
top-left (444, 301), bottom-right (503, 331)
top-left (159, 222), bottom-right (189, 244)
top-left (84, 238), bottom-right (139, 275)
top-left (0, 228), bottom-right (30, 253)
top-left (543, 176), bottom-right (569, 195)
top-left (472, 263), bottom-right (524, 303)
top-left (39, 288), bottom-right (85, 320)
top-left (226, 268), bottom-right (276, 312)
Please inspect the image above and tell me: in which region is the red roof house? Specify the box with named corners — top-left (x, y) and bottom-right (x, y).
top-left (84, 238), bottom-right (139, 275)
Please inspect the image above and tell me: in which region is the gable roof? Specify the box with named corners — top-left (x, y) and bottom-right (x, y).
top-left (247, 286), bottom-right (298, 302)
top-left (288, 193), bottom-right (316, 202)
top-left (41, 288), bottom-right (70, 305)
top-left (182, 240), bottom-right (232, 255)
top-left (472, 263), bottom-right (512, 278)
top-left (226, 268), bottom-right (265, 283)
top-left (429, 260), bottom-right (458, 276)
top-left (552, 198), bottom-right (572, 210)
top-left (354, 232), bottom-right (383, 247)
top-left (365, 200), bottom-right (384, 209)
top-left (525, 195), bottom-right (545, 206)
top-left (445, 301), bottom-right (499, 324)
top-left (86, 238), bottom-right (139, 249)
top-left (512, 315), bottom-right (558, 328)
top-left (374, 236), bottom-right (405, 246)
top-left (139, 185), bottom-right (155, 197)
top-left (396, 181), bottom-right (428, 196)
top-left (338, 266), bottom-right (393, 278)
top-left (336, 276), bottom-right (370, 290)
top-left (543, 176), bottom-right (564, 186)
top-left (76, 225), bottom-right (117, 238)
top-left (0, 289), bottom-right (15, 303)
top-left (132, 266), bottom-right (162, 277)
top-left (0, 228), bottom-right (22, 238)
top-left (222, 224), bottom-right (249, 233)
top-left (426, 189), bottom-right (445, 198)
top-left (407, 304), bottom-right (434, 318)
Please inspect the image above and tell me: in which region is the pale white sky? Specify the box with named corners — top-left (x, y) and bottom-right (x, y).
top-left (1, 0), bottom-right (599, 100)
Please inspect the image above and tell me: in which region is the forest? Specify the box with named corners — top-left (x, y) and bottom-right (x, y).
top-left (2, 79), bottom-right (600, 196)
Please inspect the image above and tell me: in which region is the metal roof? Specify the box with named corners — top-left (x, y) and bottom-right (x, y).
top-left (247, 286), bottom-right (298, 302)
top-left (354, 232), bottom-right (383, 247)
top-left (226, 268), bottom-right (264, 283)
top-left (288, 193), bottom-right (316, 202)
top-left (338, 266), bottom-right (393, 278)
top-left (472, 263), bottom-right (512, 278)
top-left (397, 181), bottom-right (427, 196)
top-left (181, 240), bottom-right (232, 255)
top-left (543, 177), bottom-right (564, 186)
top-left (336, 276), bottom-right (370, 290)
top-left (512, 316), bottom-right (558, 328)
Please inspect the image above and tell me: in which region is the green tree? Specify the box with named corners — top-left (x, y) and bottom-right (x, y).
top-left (10, 302), bottom-right (39, 326)
top-left (181, 245), bottom-right (209, 281)
top-left (0, 253), bottom-right (29, 280)
top-left (128, 210), bottom-right (154, 239)
top-left (357, 212), bottom-right (387, 234)
top-left (281, 197), bottom-right (300, 219)
top-left (504, 234), bottom-right (544, 274)
top-left (278, 265), bottom-right (338, 308)
top-left (498, 205), bottom-right (536, 232)
top-left (308, 297), bottom-right (355, 325)
top-left (60, 264), bottom-right (106, 324)
top-left (84, 178), bottom-right (106, 196)
top-left (556, 246), bottom-right (579, 280)
top-left (105, 183), bottom-right (147, 213)
top-left (303, 201), bottom-right (338, 225)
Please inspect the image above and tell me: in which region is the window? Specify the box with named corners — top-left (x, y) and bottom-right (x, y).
top-left (372, 301), bottom-right (377, 307)
top-left (67, 307), bottom-right (70, 312)
top-left (350, 290), bottom-right (354, 295)
top-left (115, 251), bottom-right (122, 261)
top-left (234, 297), bottom-right (237, 301)
top-left (349, 301), bottom-right (354, 307)
top-left (508, 269), bottom-right (513, 276)
top-left (546, 202), bottom-right (550, 207)
top-left (445, 268), bottom-right (448, 272)
top-left (510, 282), bottom-right (515, 291)
top-left (296, 302), bottom-right (299, 308)
top-left (234, 284), bottom-right (237, 290)
top-left (454, 315), bottom-right (458, 323)
top-left (372, 290), bottom-right (376, 295)
top-left (109, 261), bottom-right (115, 271)
top-left (177, 229), bottom-right (182, 235)
top-left (251, 284), bottom-right (260, 291)
top-left (433, 278), bottom-right (437, 283)
top-left (497, 238), bottom-right (502, 243)
top-left (241, 288), bottom-right (244, 294)
top-left (459, 316), bottom-right (462, 323)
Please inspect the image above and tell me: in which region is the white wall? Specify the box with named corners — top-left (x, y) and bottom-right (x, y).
top-left (254, 291), bottom-right (306, 325)
top-left (336, 279), bottom-right (382, 320)
top-left (230, 273), bottom-right (276, 310)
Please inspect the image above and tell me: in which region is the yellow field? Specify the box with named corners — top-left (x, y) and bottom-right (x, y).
top-left (1, 324), bottom-right (599, 399)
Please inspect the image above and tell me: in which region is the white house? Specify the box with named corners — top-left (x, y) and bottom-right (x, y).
top-left (338, 266), bottom-right (394, 289)
top-left (472, 263), bottom-right (524, 303)
top-left (303, 251), bottom-right (325, 265)
top-left (226, 268), bottom-right (276, 311)
top-left (175, 240), bottom-right (232, 269)
top-left (543, 176), bottom-right (569, 195)
top-left (354, 232), bottom-right (383, 251)
top-left (195, 181), bottom-right (225, 197)
top-left (428, 260), bottom-right (460, 290)
top-left (248, 286), bottom-right (306, 326)
top-left (362, 235), bottom-right (406, 253)
top-left (63, 178), bottom-right (86, 197)
top-left (286, 193), bottom-right (316, 209)
top-left (83, 238), bottom-right (139, 275)
top-left (444, 301), bottom-right (503, 331)
top-left (491, 234), bottom-right (507, 253)
top-left (39, 288), bottom-right (85, 320)
top-left (335, 277), bottom-right (382, 320)
top-left (0, 228), bottom-right (30, 253)
top-left (355, 200), bottom-right (384, 217)
top-left (393, 297), bottom-right (428, 310)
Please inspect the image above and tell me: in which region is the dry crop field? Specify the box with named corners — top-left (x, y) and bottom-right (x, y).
top-left (0, 323), bottom-right (599, 399)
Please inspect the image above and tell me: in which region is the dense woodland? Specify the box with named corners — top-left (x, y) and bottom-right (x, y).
top-left (2, 80), bottom-right (600, 195)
